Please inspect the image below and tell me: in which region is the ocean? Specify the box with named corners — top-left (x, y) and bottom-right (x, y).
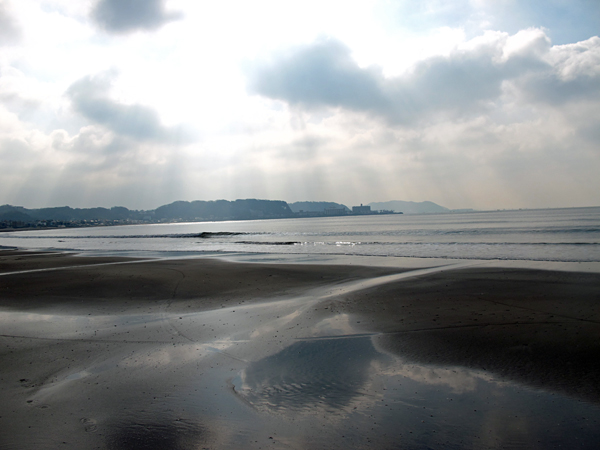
top-left (2, 206), bottom-right (599, 262)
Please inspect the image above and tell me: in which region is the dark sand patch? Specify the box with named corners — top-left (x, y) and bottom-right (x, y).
top-left (0, 252), bottom-right (404, 314)
top-left (328, 267), bottom-right (600, 403)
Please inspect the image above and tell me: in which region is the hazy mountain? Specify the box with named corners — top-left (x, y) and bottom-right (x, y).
top-left (1, 200), bottom-right (293, 223)
top-left (1, 199), bottom-right (450, 224)
top-left (154, 199), bottom-right (293, 221)
top-left (0, 206), bottom-right (32, 221)
top-left (0, 204), bottom-right (145, 222)
top-left (368, 200), bottom-right (449, 214)
top-left (288, 201), bottom-right (350, 213)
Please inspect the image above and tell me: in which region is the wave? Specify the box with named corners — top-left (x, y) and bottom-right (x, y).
top-left (176, 232), bottom-right (249, 238)
top-left (11, 231), bottom-right (254, 239)
top-left (289, 241), bottom-right (600, 246)
top-left (10, 234), bottom-right (600, 247)
top-left (201, 248), bottom-right (600, 263)
top-left (235, 241), bottom-right (299, 246)
top-left (291, 227), bottom-right (600, 238)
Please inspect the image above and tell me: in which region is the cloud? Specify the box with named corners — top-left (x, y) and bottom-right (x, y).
top-left (66, 72), bottom-right (194, 144)
top-left (248, 30), bottom-right (600, 125)
top-left (91, 0), bottom-right (183, 34)
top-left (1, 0), bottom-right (599, 211)
top-left (0, 1), bottom-right (21, 45)
top-left (248, 38), bottom-right (390, 114)
top-left (0, 65), bottom-right (43, 120)
top-left (0, 122), bottom-right (191, 209)
top-left (517, 36), bottom-right (600, 105)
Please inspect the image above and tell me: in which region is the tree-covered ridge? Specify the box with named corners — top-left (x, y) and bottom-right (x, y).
top-left (0, 199), bottom-right (449, 229)
top-left (153, 199), bottom-right (292, 221)
top-left (0, 199), bottom-right (294, 224)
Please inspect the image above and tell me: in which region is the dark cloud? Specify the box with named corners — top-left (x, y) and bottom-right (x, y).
top-left (247, 37), bottom-right (514, 123)
top-left (248, 33), bottom-right (599, 124)
top-left (392, 51), bottom-right (508, 120)
top-left (91, 0), bottom-right (183, 34)
top-left (520, 71), bottom-right (600, 105)
top-left (249, 38), bottom-right (390, 114)
top-left (0, 1), bottom-right (21, 45)
top-left (66, 72), bottom-right (194, 144)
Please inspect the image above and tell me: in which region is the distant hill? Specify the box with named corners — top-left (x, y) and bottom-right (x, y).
top-left (1, 199), bottom-right (452, 226)
top-left (154, 199), bottom-right (292, 221)
top-left (0, 204), bottom-right (144, 222)
top-left (0, 206), bottom-right (32, 221)
top-left (288, 201), bottom-right (350, 213)
top-left (368, 200), bottom-right (449, 214)
top-left (0, 199), bottom-right (293, 224)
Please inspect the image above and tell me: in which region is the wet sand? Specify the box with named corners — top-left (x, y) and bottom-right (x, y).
top-left (1, 250), bottom-right (600, 449)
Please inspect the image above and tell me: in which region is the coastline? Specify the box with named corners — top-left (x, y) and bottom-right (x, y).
top-left (1, 249), bottom-right (600, 448)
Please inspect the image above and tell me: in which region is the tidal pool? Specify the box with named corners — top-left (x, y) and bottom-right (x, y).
top-left (1, 304), bottom-right (599, 449)
top-left (232, 332), bottom-right (600, 449)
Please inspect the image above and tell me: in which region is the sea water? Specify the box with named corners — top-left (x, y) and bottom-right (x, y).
top-left (2, 207), bottom-right (599, 262)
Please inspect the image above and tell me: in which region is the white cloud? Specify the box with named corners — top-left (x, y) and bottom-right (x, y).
top-left (66, 71), bottom-right (196, 144)
top-left (0, 0), bottom-right (21, 46)
top-left (248, 29), bottom-right (592, 126)
top-left (0, 1), bottom-right (599, 209)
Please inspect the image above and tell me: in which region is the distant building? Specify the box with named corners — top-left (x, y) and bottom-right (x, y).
top-left (352, 204), bottom-right (371, 214)
top-left (324, 207), bottom-right (347, 216)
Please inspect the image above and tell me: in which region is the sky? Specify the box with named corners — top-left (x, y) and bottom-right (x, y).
top-left (0, 0), bottom-right (599, 211)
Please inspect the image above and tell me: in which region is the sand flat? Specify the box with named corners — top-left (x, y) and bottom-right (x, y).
top-left (1, 251), bottom-right (599, 449)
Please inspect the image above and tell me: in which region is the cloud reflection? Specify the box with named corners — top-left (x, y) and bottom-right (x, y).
top-left (234, 336), bottom-right (390, 415)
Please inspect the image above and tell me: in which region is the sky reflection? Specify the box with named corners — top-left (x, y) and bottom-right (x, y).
top-left (233, 327), bottom-right (600, 449)
top-left (2, 302), bottom-right (600, 449)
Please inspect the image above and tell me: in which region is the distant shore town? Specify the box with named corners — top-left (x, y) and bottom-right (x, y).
top-left (294, 204), bottom-right (397, 217)
top-left (0, 200), bottom-right (403, 232)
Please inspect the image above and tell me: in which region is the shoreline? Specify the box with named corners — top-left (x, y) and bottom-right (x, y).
top-left (1, 249), bottom-right (600, 448)
top-left (3, 246), bottom-right (600, 272)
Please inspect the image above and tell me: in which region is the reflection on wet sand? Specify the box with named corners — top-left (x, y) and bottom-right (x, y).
top-left (233, 329), bottom-right (600, 449)
top-left (234, 337), bottom-right (390, 414)
top-left (1, 254), bottom-right (600, 449)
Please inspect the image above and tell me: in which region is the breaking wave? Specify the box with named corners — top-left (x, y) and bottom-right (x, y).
top-left (11, 231), bottom-right (254, 239)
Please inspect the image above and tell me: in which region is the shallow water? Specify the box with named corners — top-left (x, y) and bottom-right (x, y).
top-left (2, 207), bottom-right (600, 262)
top-left (235, 332), bottom-right (600, 449)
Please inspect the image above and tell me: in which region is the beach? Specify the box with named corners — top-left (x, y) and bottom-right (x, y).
top-left (1, 249), bottom-right (600, 449)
